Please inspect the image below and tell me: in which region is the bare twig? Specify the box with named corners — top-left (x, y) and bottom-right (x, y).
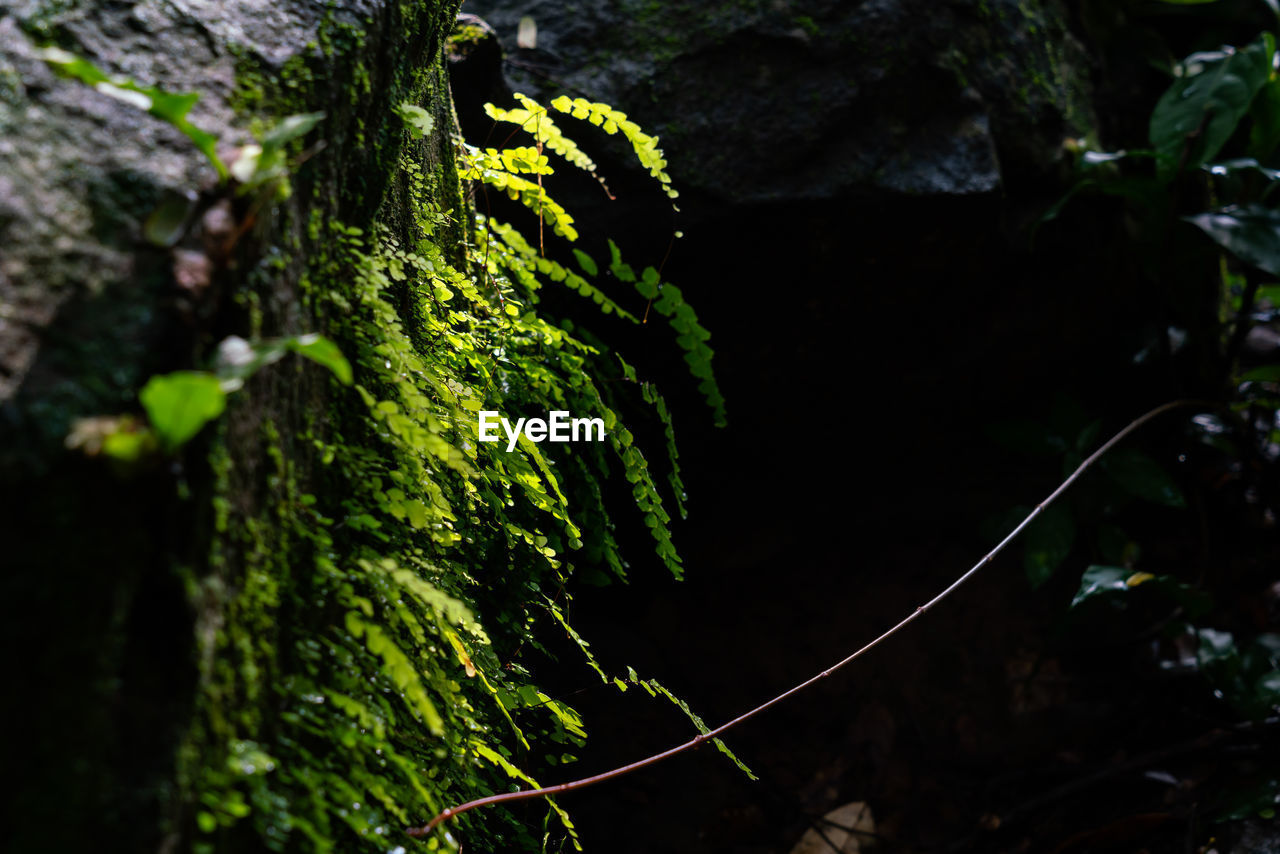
top-left (407, 399), bottom-right (1212, 841)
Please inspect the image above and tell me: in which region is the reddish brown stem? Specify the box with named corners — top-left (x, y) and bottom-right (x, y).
top-left (407, 399), bottom-right (1211, 841)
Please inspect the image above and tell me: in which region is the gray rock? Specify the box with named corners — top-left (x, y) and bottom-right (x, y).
top-left (0, 2), bottom-right (463, 848)
top-left (462, 0), bottom-right (1093, 204)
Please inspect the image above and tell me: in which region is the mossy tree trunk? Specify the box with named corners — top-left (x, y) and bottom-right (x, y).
top-left (0, 2), bottom-right (478, 850)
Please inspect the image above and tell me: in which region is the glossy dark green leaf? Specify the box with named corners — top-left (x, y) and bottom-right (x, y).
top-left (1252, 634), bottom-right (1280, 670)
top-left (1070, 565), bottom-right (1211, 616)
top-left (1070, 565), bottom-right (1133, 608)
top-left (1150, 34), bottom-right (1275, 179)
top-left (1101, 447), bottom-right (1186, 507)
top-left (1204, 157), bottom-right (1280, 183)
top-left (139, 371), bottom-right (226, 450)
top-left (1186, 205), bottom-right (1280, 275)
top-left (1024, 503), bottom-right (1075, 588)
top-left (1074, 419), bottom-right (1102, 452)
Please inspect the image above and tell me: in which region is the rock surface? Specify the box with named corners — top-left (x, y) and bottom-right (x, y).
top-left (0, 2), bottom-right (248, 414)
top-left (462, 0), bottom-right (1094, 204)
top-left (0, 1), bottom-right (461, 849)
top-left (0, 0), bottom-right (457, 457)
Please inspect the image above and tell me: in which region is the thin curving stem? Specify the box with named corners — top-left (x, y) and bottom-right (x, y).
top-left (407, 398), bottom-right (1213, 841)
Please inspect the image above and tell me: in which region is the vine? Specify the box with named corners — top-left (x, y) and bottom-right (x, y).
top-left (411, 401), bottom-right (1215, 837)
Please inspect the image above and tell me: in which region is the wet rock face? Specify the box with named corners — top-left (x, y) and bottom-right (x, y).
top-left (460, 0), bottom-right (1093, 204)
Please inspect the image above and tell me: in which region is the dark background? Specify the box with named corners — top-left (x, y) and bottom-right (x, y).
top-left (450, 1), bottom-right (1280, 851)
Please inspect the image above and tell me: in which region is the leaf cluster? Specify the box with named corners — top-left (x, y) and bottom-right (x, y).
top-left (178, 81), bottom-right (741, 854)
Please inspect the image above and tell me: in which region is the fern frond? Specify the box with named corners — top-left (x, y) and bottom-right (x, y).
top-left (548, 96), bottom-right (678, 202)
top-left (641, 380), bottom-right (686, 519)
top-left (485, 220), bottom-right (639, 321)
top-left (608, 240), bottom-right (726, 426)
top-left (462, 162), bottom-right (578, 241)
top-left (484, 95), bottom-right (614, 197)
top-left (465, 144), bottom-right (554, 176)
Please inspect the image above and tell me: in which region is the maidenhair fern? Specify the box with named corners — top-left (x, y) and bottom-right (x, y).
top-left (485, 220), bottom-right (638, 320)
top-left (460, 150), bottom-right (580, 240)
top-left (607, 239), bottom-right (726, 427)
top-left (484, 94), bottom-right (612, 197)
top-left (466, 92), bottom-right (726, 427)
top-left (262, 101), bottom-right (734, 846)
top-left (547, 96), bottom-right (678, 202)
top-left (59, 62), bottom-right (735, 850)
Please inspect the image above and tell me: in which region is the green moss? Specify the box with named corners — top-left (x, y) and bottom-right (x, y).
top-left (174, 3), bottom-right (723, 852)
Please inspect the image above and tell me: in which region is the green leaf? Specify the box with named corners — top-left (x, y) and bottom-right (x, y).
top-left (1197, 627), bottom-right (1240, 671)
top-left (139, 371), bottom-right (226, 451)
top-left (1101, 448), bottom-right (1186, 507)
top-left (287, 334), bottom-right (353, 385)
top-left (395, 103), bottom-right (435, 139)
top-left (229, 112), bottom-right (324, 190)
top-left (1186, 204), bottom-right (1280, 275)
top-left (1070, 565), bottom-right (1134, 608)
top-left (260, 111), bottom-right (325, 149)
top-left (572, 248), bottom-right (598, 277)
top-left (1070, 565), bottom-right (1211, 615)
top-left (1024, 503), bottom-right (1076, 588)
top-left (1149, 34), bottom-right (1275, 179)
top-left (607, 239), bottom-right (636, 282)
top-left (215, 334), bottom-right (352, 389)
top-left (145, 88), bottom-right (200, 127)
top-left (646, 678), bottom-right (756, 780)
top-left (1242, 364), bottom-right (1280, 382)
top-left (38, 47), bottom-right (228, 180)
top-left (1204, 157), bottom-right (1280, 183)
top-left (101, 427), bottom-right (156, 462)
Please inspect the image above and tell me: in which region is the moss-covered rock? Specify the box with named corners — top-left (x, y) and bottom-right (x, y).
top-left (0, 2), bottom-right (501, 851)
top-left (0, 0), bottom-right (719, 848)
